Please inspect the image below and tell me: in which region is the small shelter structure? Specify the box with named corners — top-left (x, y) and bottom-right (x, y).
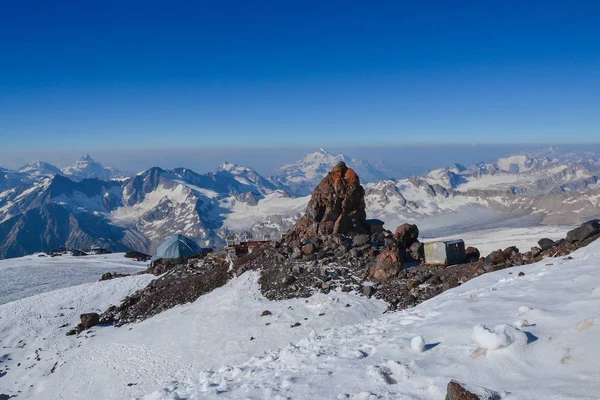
top-left (424, 239), bottom-right (466, 266)
top-left (152, 234), bottom-right (203, 261)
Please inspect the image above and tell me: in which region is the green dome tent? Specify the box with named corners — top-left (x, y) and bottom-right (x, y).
top-left (152, 234), bottom-right (202, 261)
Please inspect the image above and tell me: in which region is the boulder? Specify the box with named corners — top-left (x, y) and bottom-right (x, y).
top-left (530, 246), bottom-right (542, 258)
top-left (79, 313), bottom-right (100, 331)
top-left (394, 223), bottom-right (419, 248)
top-left (301, 243), bottom-right (316, 255)
top-left (502, 246), bottom-right (519, 258)
top-left (537, 238), bottom-right (555, 251)
top-left (566, 219), bottom-right (600, 243)
top-left (485, 250), bottom-right (506, 265)
top-left (287, 162), bottom-right (368, 240)
top-left (352, 234), bottom-right (370, 247)
top-left (465, 246), bottom-right (480, 263)
top-left (368, 249), bottom-right (403, 283)
top-left (362, 286), bottom-right (377, 297)
top-left (409, 241), bottom-right (424, 260)
top-left (445, 380), bottom-right (500, 400)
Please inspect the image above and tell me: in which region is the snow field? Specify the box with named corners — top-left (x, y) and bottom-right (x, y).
top-left (142, 240), bottom-right (600, 399)
top-left (0, 252), bottom-right (147, 305)
top-left (0, 270), bottom-right (386, 399)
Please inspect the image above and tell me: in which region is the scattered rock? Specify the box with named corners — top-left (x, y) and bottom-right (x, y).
top-left (518, 272), bottom-right (525, 277)
top-left (394, 223), bottom-right (419, 248)
top-left (566, 219), bottom-right (599, 243)
top-left (290, 322), bottom-right (301, 328)
top-left (485, 250), bottom-right (505, 265)
top-left (409, 241), bottom-right (424, 260)
top-left (78, 313), bottom-right (100, 331)
top-left (301, 243), bottom-right (316, 255)
top-left (352, 234), bottom-right (370, 247)
top-left (537, 238), bottom-right (555, 251)
top-left (100, 272), bottom-right (129, 281)
top-left (465, 246), bottom-right (480, 262)
top-left (260, 310), bottom-right (272, 317)
top-left (368, 249), bottom-right (403, 283)
top-left (362, 286), bottom-right (376, 298)
top-left (445, 380), bottom-right (500, 400)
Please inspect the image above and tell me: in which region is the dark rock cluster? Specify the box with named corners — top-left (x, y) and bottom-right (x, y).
top-left (98, 253), bottom-right (231, 325)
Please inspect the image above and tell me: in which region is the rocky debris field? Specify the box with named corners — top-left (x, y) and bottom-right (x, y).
top-left (92, 253), bottom-right (231, 326)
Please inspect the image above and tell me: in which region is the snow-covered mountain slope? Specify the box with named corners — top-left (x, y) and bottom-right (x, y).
top-left (363, 151), bottom-right (600, 234)
top-left (0, 252), bottom-right (147, 305)
top-left (17, 161), bottom-right (64, 179)
top-left (270, 148), bottom-right (390, 196)
top-left (140, 239), bottom-right (600, 400)
top-left (61, 154), bottom-right (126, 181)
top-left (2, 148), bottom-right (600, 259)
top-left (0, 268), bottom-right (386, 399)
top-left (0, 163), bottom-right (298, 258)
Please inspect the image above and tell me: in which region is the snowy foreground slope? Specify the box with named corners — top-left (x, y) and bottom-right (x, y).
top-left (143, 242), bottom-right (600, 400)
top-left (0, 271), bottom-right (386, 399)
top-left (0, 253), bottom-right (147, 305)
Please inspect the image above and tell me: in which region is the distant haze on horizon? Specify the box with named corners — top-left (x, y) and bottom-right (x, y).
top-left (3, 143), bottom-right (600, 178)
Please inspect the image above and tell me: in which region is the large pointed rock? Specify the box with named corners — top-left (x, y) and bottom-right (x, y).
top-left (288, 162), bottom-right (368, 240)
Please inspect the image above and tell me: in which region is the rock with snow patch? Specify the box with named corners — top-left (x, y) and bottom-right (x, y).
top-left (445, 380), bottom-right (501, 400)
top-left (78, 313), bottom-right (100, 331)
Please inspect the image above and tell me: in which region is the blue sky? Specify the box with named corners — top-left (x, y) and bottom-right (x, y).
top-left (1, 0), bottom-right (599, 156)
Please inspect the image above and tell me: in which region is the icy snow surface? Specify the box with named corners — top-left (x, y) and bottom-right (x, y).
top-left (1, 236), bottom-right (600, 399)
top-left (0, 252), bottom-right (147, 305)
top-left (0, 269), bottom-right (386, 399)
top-left (142, 241), bottom-right (600, 399)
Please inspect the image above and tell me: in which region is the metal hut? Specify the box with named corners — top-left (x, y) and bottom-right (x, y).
top-left (424, 239), bottom-right (466, 266)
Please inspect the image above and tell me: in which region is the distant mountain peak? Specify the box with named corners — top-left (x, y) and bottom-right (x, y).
top-left (270, 149), bottom-right (388, 196)
top-left (61, 154), bottom-right (125, 181)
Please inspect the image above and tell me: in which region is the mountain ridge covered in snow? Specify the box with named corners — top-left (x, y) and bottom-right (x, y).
top-left (1, 148), bottom-right (600, 259)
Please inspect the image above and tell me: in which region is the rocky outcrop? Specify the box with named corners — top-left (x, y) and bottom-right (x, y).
top-left (566, 219), bottom-right (599, 243)
top-left (99, 253), bottom-right (231, 325)
top-left (287, 162), bottom-right (367, 241)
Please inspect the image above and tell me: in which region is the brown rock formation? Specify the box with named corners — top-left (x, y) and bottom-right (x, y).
top-left (287, 162), bottom-right (368, 240)
top-left (394, 223), bottom-right (419, 248)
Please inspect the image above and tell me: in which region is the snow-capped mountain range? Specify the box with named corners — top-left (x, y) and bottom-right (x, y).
top-left (1, 148), bottom-right (600, 259)
top-left (270, 148), bottom-right (391, 196)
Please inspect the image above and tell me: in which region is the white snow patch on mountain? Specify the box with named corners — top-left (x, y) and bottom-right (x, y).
top-left (222, 191), bottom-right (310, 230)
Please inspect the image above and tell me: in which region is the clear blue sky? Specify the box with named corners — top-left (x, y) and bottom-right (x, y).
top-left (1, 0), bottom-right (599, 153)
